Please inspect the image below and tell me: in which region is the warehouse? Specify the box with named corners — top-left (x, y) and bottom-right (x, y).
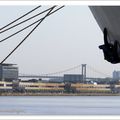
top-left (64, 74), bottom-right (83, 83)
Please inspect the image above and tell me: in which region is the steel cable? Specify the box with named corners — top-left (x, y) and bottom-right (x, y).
top-left (1, 5), bottom-right (65, 64)
top-left (0, 6), bottom-right (55, 34)
top-left (0, 6), bottom-right (41, 30)
top-left (0, 6), bottom-right (65, 43)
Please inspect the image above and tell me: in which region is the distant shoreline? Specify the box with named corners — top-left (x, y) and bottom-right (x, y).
top-left (0, 93), bottom-right (120, 96)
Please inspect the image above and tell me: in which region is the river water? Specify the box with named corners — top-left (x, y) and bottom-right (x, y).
top-left (0, 96), bottom-right (120, 115)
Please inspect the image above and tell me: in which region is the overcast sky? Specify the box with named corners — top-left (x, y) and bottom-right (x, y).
top-left (0, 5), bottom-right (119, 77)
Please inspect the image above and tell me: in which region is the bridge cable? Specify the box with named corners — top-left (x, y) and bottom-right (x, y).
top-left (87, 65), bottom-right (111, 77)
top-left (0, 6), bottom-right (56, 64)
top-left (0, 6), bottom-right (41, 31)
top-left (19, 64), bottom-right (81, 77)
top-left (43, 64), bottom-right (81, 76)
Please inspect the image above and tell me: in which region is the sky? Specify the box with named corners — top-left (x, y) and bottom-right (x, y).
top-left (0, 5), bottom-right (119, 78)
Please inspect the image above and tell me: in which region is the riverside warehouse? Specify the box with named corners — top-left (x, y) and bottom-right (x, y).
top-left (0, 63), bottom-right (18, 82)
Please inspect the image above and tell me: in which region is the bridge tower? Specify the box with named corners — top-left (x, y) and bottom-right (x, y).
top-left (81, 64), bottom-right (86, 83)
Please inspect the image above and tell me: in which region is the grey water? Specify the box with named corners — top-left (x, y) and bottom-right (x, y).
top-left (0, 96), bottom-right (120, 115)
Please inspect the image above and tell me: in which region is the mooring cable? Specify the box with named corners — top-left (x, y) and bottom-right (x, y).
top-left (0, 6), bottom-right (65, 43)
top-left (0, 6), bottom-right (56, 64)
top-left (0, 6), bottom-right (55, 34)
top-left (0, 6), bottom-right (41, 31)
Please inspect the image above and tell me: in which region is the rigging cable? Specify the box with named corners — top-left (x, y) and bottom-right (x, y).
top-left (1, 5), bottom-right (65, 64)
top-left (0, 6), bottom-right (55, 34)
top-left (0, 6), bottom-right (41, 31)
top-left (1, 6), bottom-right (56, 64)
top-left (0, 6), bottom-right (65, 43)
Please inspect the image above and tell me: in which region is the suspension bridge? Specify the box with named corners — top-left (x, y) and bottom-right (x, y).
top-left (19, 64), bottom-right (111, 82)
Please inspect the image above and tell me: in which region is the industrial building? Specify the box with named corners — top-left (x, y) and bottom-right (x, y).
top-left (113, 71), bottom-right (120, 80)
top-left (0, 63), bottom-right (18, 81)
top-left (64, 74), bottom-right (83, 83)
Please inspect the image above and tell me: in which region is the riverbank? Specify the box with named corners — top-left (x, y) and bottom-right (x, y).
top-left (0, 92), bottom-right (120, 96)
